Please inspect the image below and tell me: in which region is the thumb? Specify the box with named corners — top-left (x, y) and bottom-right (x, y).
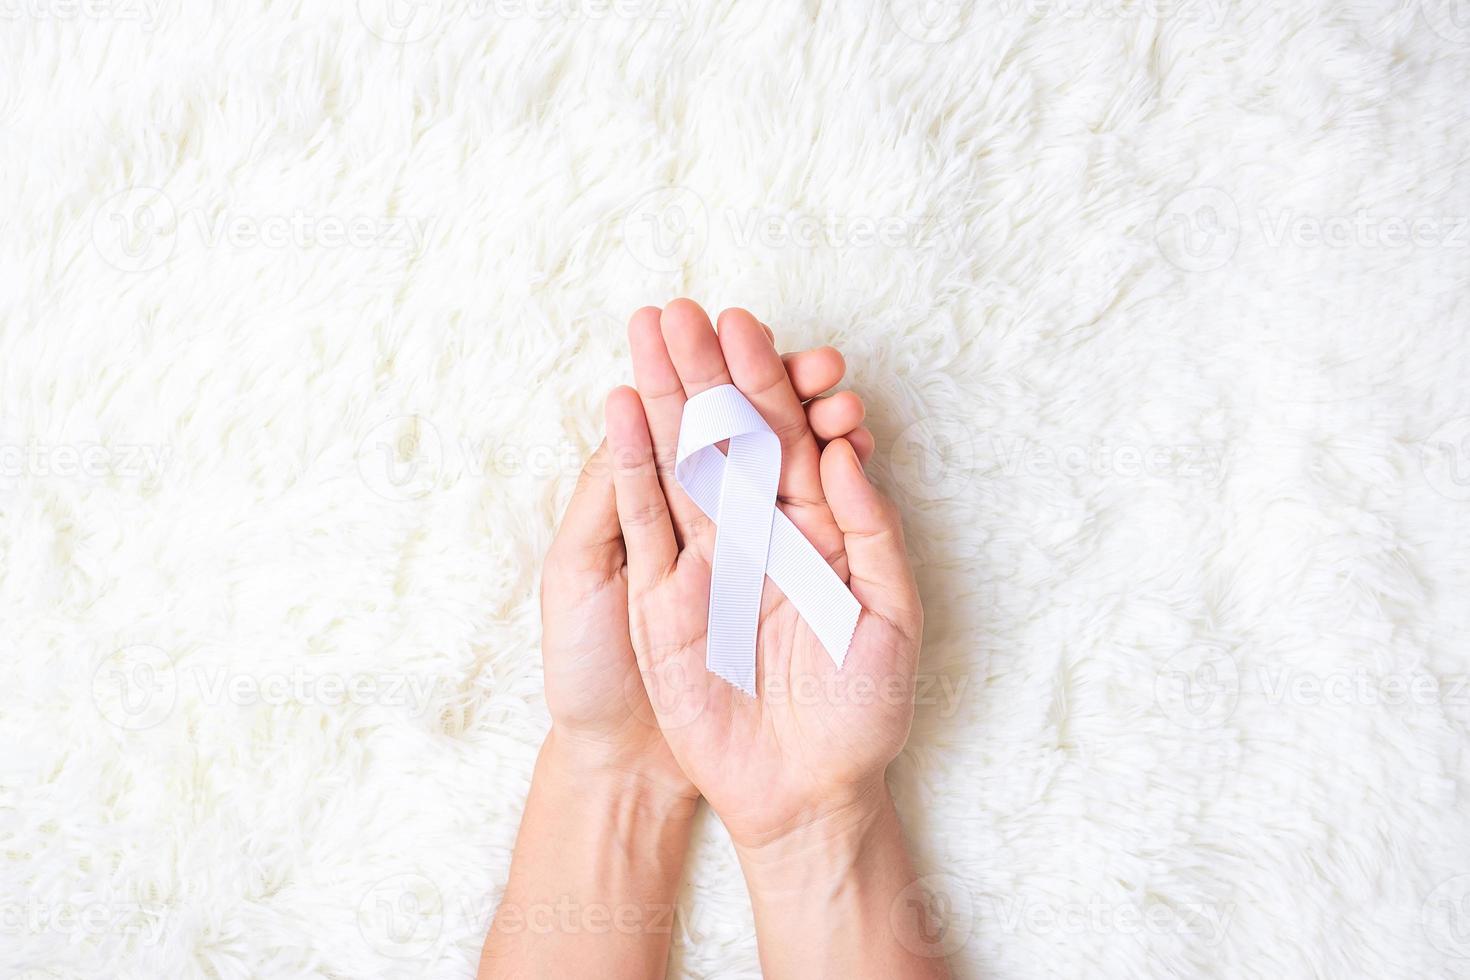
top-left (545, 440), bottom-right (624, 582)
top-left (819, 438), bottom-right (923, 643)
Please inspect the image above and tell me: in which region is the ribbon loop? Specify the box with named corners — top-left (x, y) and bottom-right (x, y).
top-left (676, 384), bottom-right (861, 696)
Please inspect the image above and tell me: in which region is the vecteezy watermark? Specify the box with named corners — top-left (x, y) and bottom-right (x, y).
top-left (1423, 874), bottom-right (1470, 958)
top-left (983, 893), bottom-right (1235, 944)
top-left (759, 670), bottom-right (971, 717)
top-left (1157, 650), bottom-right (1470, 729)
top-left (0, 0), bottom-right (165, 29)
top-left (1154, 647), bottom-right (1241, 730)
top-left (626, 658), bottom-right (709, 732)
top-left (1157, 187), bottom-right (1469, 272)
top-left (723, 209), bottom-right (970, 256)
top-left (619, 189), bottom-right (975, 272)
top-left (890, 416), bottom-right (976, 504)
top-left (1257, 208), bottom-right (1469, 251)
top-left (356, 0), bottom-right (690, 44)
top-left (356, 0), bottom-right (446, 41)
top-left (355, 414), bottom-right (588, 501)
top-left (1421, 417), bottom-right (1470, 502)
top-left (996, 0), bottom-right (1231, 28)
top-left (1156, 187), bottom-right (1241, 272)
top-left (624, 663), bottom-right (970, 734)
top-left (890, 0), bottom-right (1232, 43)
top-left (1, 898), bottom-right (167, 946)
top-left (887, 422), bottom-right (1227, 504)
top-left (1255, 667), bottom-right (1470, 711)
top-left (91, 187), bottom-right (432, 273)
top-left (0, 440), bottom-right (170, 488)
top-left (888, 0), bottom-right (969, 43)
top-left (376, 882), bottom-right (681, 966)
top-left (357, 416), bottom-right (445, 501)
top-left (92, 647), bottom-right (442, 730)
top-left (485, 897), bottom-right (677, 936)
top-left (92, 644), bottom-right (178, 731)
top-left (359, 873), bottom-right (445, 959)
top-left (889, 874), bottom-right (976, 958)
top-left (188, 665), bottom-right (441, 713)
top-left (621, 186), bottom-right (709, 273)
top-left (990, 436), bottom-right (1227, 486)
top-left (1421, 0), bottom-right (1470, 44)
top-left (92, 187), bottom-right (177, 273)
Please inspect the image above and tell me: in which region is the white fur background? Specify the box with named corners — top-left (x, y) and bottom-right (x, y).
top-left (2, 0), bottom-right (1468, 977)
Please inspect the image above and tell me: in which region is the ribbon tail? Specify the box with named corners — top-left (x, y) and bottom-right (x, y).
top-left (702, 428), bottom-right (779, 698)
top-left (675, 383), bottom-right (862, 697)
top-left (765, 509), bottom-right (861, 668)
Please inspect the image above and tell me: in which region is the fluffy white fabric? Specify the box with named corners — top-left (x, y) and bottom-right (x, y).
top-left (1, 1), bottom-right (1467, 977)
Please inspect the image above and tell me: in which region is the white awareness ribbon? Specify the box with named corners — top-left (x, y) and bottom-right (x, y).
top-left (676, 384), bottom-right (861, 696)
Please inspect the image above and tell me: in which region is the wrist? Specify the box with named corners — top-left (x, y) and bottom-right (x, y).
top-left (731, 779), bottom-right (950, 978)
top-left (541, 726), bottom-right (699, 817)
top-left (732, 775), bottom-right (894, 892)
top-left (483, 728), bottom-right (698, 978)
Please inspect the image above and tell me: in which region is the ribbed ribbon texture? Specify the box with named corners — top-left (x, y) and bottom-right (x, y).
top-left (675, 384), bottom-right (861, 696)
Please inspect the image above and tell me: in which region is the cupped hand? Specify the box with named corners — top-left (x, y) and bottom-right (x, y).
top-left (603, 299), bottom-right (923, 849)
top-left (539, 303), bottom-right (874, 804)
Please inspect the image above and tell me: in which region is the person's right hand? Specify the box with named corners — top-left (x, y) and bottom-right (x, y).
top-left (603, 299), bottom-right (924, 851)
top-left (539, 302), bottom-right (875, 803)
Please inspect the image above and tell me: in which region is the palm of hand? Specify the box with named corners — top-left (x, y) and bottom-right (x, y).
top-left (537, 453), bottom-right (681, 775)
top-left (540, 553), bottom-right (662, 755)
top-left (630, 530), bottom-right (919, 845)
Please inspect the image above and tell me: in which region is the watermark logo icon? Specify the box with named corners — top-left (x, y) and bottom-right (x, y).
top-left (1422, 0), bottom-right (1470, 44)
top-left (358, 873), bottom-right (444, 958)
top-left (622, 187), bottom-right (708, 273)
top-left (92, 644), bottom-right (176, 730)
top-left (1422, 874), bottom-right (1470, 957)
top-left (1155, 187), bottom-right (1240, 272)
top-left (358, 0), bottom-right (445, 42)
top-left (1421, 417), bottom-right (1470, 502)
top-left (1155, 647), bottom-right (1239, 730)
top-left (92, 187), bottom-right (178, 272)
top-left (627, 658), bottom-right (708, 732)
top-left (891, 416), bottom-right (974, 503)
top-left (890, 873), bottom-right (975, 958)
top-left (357, 416), bottom-right (445, 501)
top-left (889, 0), bottom-right (968, 42)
